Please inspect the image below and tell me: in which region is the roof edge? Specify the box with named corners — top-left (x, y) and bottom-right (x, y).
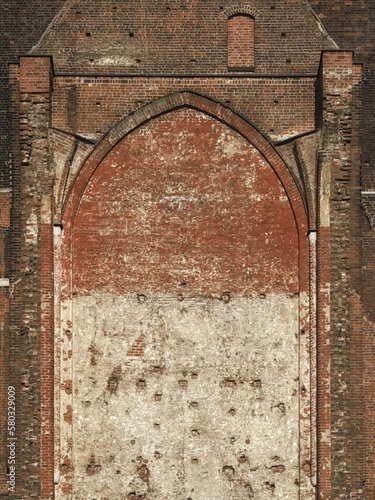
top-left (303, 0), bottom-right (339, 50)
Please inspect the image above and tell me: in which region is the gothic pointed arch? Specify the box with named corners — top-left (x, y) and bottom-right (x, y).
top-left (62, 91), bottom-right (308, 266)
top-left (57, 91), bottom-right (312, 499)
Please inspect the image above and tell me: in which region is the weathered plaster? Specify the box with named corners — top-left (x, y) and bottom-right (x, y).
top-left (72, 294), bottom-right (300, 500)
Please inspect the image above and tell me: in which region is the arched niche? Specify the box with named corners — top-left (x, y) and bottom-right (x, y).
top-left (56, 92), bottom-right (312, 500)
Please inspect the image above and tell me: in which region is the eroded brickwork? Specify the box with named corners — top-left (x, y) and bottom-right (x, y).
top-left (65, 110), bottom-right (304, 498)
top-left (1, 19), bottom-right (65, 489)
top-left (73, 109), bottom-right (299, 296)
top-left (309, 4), bottom-right (375, 495)
top-left (0, 1), bottom-right (373, 499)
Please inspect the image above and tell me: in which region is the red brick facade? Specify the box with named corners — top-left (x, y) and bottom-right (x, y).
top-left (0, 1), bottom-right (374, 498)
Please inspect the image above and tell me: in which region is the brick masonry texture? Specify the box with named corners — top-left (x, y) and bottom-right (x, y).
top-left (310, 2), bottom-right (375, 498)
top-left (72, 109), bottom-right (300, 296)
top-left (0, 1), bottom-right (374, 499)
top-left (31, 0), bottom-right (334, 75)
top-left (51, 76), bottom-right (316, 142)
top-left (228, 15), bottom-right (255, 69)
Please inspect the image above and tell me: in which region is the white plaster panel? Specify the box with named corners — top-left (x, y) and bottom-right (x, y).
top-left (72, 294), bottom-right (300, 499)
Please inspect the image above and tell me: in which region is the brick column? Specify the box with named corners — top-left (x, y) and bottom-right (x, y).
top-left (317, 50), bottom-right (362, 500)
top-left (0, 191), bottom-right (10, 494)
top-left (10, 55), bottom-right (55, 499)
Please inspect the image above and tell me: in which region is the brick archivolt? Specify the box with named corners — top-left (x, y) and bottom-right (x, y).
top-left (61, 91), bottom-right (308, 242)
top-left (222, 4), bottom-right (260, 19)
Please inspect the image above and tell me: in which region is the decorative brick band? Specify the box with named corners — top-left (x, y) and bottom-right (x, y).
top-left (222, 4), bottom-right (260, 19)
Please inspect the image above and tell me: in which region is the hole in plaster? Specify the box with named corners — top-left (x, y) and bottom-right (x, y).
top-left (223, 465), bottom-right (235, 476)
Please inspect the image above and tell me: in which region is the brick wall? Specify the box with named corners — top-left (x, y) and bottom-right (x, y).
top-left (0, 1), bottom-right (374, 499)
top-left (3, 56), bottom-right (55, 499)
top-left (32, 0), bottom-right (334, 75)
top-left (310, 2), bottom-right (375, 498)
top-left (67, 107), bottom-right (306, 499)
top-left (51, 75), bottom-right (316, 143)
top-left (0, 3), bottom-right (65, 497)
top-left (228, 15), bottom-right (255, 70)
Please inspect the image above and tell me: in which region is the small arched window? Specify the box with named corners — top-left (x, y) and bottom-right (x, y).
top-left (228, 14), bottom-right (255, 70)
